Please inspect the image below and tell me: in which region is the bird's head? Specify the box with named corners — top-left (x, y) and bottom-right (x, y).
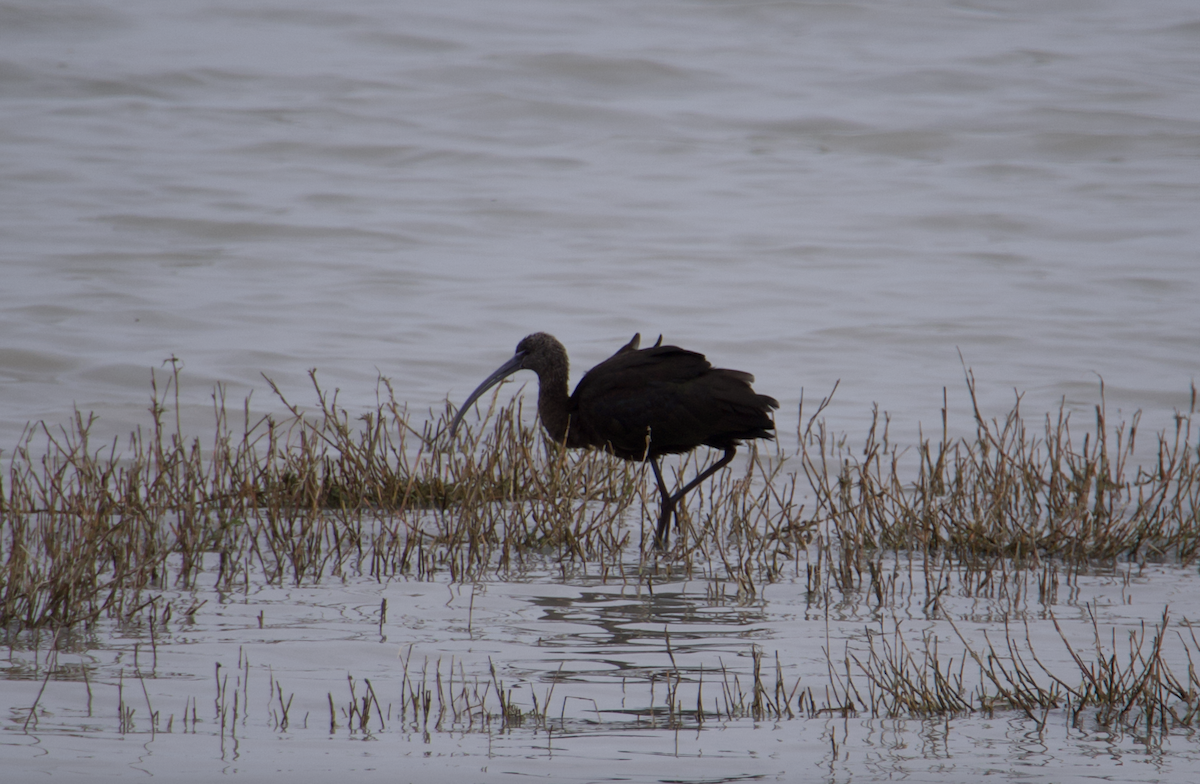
top-left (513, 332), bottom-right (567, 376)
top-left (448, 332), bottom-right (567, 439)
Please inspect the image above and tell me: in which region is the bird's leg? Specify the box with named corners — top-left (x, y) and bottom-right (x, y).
top-left (652, 448), bottom-right (737, 549)
top-left (671, 447), bottom-right (737, 505)
top-left (651, 458), bottom-right (675, 549)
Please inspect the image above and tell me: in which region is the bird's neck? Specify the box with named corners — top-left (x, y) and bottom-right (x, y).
top-left (536, 369), bottom-right (574, 444)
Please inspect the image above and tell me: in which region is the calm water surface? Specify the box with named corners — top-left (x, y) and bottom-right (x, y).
top-left (2, 0), bottom-right (1200, 780)
top-left (5, 556), bottom-right (1200, 782)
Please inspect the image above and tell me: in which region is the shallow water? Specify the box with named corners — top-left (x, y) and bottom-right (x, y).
top-left (3, 0), bottom-right (1200, 780)
top-left (5, 552), bottom-right (1200, 782)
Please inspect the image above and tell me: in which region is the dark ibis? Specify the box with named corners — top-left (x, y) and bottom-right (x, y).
top-left (448, 332), bottom-right (779, 548)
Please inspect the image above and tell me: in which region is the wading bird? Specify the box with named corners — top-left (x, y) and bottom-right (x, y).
top-left (448, 332), bottom-right (779, 548)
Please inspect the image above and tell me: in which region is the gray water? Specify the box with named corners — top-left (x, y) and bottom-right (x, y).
top-left (6, 554), bottom-right (1199, 783)
top-left (3, 0), bottom-right (1200, 780)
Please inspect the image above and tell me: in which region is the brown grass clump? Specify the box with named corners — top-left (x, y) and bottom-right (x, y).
top-left (800, 372), bottom-right (1200, 572)
top-left (826, 607), bottom-right (1200, 740)
top-left (2, 364), bottom-right (1199, 632)
top-left (0, 365), bottom-right (647, 629)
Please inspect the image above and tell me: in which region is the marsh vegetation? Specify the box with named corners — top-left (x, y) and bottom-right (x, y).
top-left (4, 366), bottom-right (1200, 773)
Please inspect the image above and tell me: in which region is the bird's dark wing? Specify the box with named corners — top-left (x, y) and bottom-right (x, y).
top-left (571, 345), bottom-right (777, 459)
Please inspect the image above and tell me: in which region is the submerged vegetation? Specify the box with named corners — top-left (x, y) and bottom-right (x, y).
top-left (3, 364), bottom-right (1200, 739)
top-left (57, 609), bottom-right (1195, 744)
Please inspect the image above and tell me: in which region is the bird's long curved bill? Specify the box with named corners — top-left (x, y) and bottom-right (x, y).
top-left (448, 352), bottom-right (525, 438)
